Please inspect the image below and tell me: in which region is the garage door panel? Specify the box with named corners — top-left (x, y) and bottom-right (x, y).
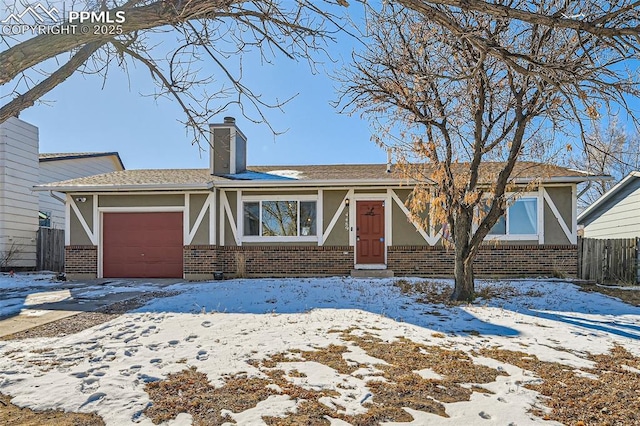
top-left (103, 212), bottom-right (183, 278)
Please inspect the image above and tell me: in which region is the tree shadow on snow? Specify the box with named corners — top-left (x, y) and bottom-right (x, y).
top-left (133, 277), bottom-right (522, 337)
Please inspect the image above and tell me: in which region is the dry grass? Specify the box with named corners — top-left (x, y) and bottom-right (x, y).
top-left (394, 279), bottom-right (542, 304)
top-left (481, 345), bottom-right (640, 425)
top-left (54, 337), bottom-right (640, 425)
top-left (8, 279), bottom-right (640, 424)
top-left (0, 394), bottom-right (104, 426)
top-left (17, 317), bottom-right (632, 426)
top-left (576, 282), bottom-right (640, 307)
top-left (146, 329), bottom-right (507, 424)
top-left (395, 279), bottom-right (455, 304)
top-left (145, 367), bottom-right (277, 425)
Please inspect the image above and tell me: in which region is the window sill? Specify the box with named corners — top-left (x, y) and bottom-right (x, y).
top-left (484, 234), bottom-right (539, 241)
top-left (241, 236), bottom-right (319, 243)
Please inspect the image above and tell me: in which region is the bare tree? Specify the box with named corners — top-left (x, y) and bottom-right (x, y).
top-left (570, 119), bottom-right (640, 208)
top-left (0, 0), bottom-right (347, 139)
top-left (2, 0), bottom-right (639, 140)
top-left (339, 2), bottom-right (640, 301)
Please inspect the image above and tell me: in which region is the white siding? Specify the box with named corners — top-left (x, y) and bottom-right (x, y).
top-left (582, 177), bottom-right (640, 238)
top-left (0, 118), bottom-right (39, 268)
top-left (39, 156), bottom-right (122, 228)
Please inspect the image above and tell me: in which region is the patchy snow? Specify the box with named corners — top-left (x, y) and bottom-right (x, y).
top-left (0, 272), bottom-right (61, 291)
top-left (266, 169), bottom-right (304, 179)
top-left (0, 273), bottom-right (166, 319)
top-left (74, 283), bottom-right (163, 299)
top-left (0, 276), bottom-right (638, 426)
top-left (222, 170), bottom-right (296, 181)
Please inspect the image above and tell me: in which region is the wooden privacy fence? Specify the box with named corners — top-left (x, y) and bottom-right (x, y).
top-left (578, 237), bottom-right (639, 285)
top-left (36, 228), bottom-right (64, 272)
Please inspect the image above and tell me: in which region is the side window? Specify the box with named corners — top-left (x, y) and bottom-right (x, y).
top-left (486, 196), bottom-right (538, 237)
top-left (39, 211), bottom-right (51, 227)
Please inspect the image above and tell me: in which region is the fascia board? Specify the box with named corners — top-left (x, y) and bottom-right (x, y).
top-left (33, 183), bottom-right (213, 192)
top-left (577, 171), bottom-right (640, 223)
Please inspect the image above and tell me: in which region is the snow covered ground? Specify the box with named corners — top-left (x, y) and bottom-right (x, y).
top-left (0, 275), bottom-right (639, 425)
top-left (0, 273), bottom-right (172, 319)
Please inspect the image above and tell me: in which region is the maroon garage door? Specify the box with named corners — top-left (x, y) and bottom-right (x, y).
top-left (103, 212), bottom-right (183, 278)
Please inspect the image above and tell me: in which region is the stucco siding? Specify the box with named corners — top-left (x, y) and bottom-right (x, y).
top-left (391, 190), bottom-right (429, 246)
top-left (223, 190), bottom-right (238, 246)
top-left (76, 195), bottom-right (94, 230)
top-left (543, 186), bottom-right (572, 245)
top-left (0, 117), bottom-right (39, 268)
top-left (70, 208), bottom-right (93, 246)
top-left (99, 194), bottom-right (185, 207)
top-left (67, 194), bottom-right (94, 246)
top-left (189, 194), bottom-right (209, 245)
top-left (582, 178), bottom-right (640, 238)
top-left (322, 190), bottom-right (348, 246)
top-left (40, 156), bottom-right (122, 228)
top-left (224, 212), bottom-right (236, 246)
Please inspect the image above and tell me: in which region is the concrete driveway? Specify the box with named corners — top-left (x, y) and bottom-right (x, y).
top-left (0, 274), bottom-right (183, 337)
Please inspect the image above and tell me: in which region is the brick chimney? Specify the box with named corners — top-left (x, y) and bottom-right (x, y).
top-left (209, 117), bottom-right (247, 175)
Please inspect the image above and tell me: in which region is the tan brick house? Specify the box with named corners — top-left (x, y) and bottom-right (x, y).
top-left (36, 118), bottom-right (601, 280)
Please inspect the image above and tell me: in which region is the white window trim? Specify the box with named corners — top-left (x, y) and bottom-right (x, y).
top-left (240, 194), bottom-right (320, 243)
top-left (484, 192), bottom-right (543, 241)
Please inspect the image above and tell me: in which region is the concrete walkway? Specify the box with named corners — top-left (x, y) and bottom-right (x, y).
top-left (0, 278), bottom-right (182, 338)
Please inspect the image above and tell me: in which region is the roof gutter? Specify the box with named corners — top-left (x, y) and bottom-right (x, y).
top-left (215, 175), bottom-right (609, 188)
top-left (32, 175), bottom-right (612, 193)
top-left (510, 175), bottom-right (612, 184)
top-left (33, 182), bottom-right (214, 192)
top-left (577, 171), bottom-right (640, 223)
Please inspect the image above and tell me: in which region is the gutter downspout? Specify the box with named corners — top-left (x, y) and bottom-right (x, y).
top-left (577, 181), bottom-right (592, 200)
top-left (49, 190), bottom-right (65, 204)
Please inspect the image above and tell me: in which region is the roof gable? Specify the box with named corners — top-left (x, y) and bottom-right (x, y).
top-left (578, 171), bottom-right (640, 225)
top-left (39, 152), bottom-right (125, 170)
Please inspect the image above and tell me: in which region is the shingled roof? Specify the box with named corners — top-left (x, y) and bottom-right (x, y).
top-left (35, 161), bottom-right (597, 192)
top-left (39, 152), bottom-right (125, 170)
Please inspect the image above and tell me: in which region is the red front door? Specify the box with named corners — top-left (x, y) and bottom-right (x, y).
top-left (356, 201), bottom-right (385, 264)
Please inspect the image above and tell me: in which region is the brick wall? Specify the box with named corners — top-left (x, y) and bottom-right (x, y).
top-left (184, 245), bottom-right (216, 275)
top-left (64, 245), bottom-right (97, 276)
top-left (183, 245), bottom-right (354, 277)
top-left (67, 244), bottom-right (576, 279)
top-left (388, 245), bottom-right (577, 278)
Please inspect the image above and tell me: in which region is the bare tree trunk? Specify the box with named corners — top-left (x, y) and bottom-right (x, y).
top-left (452, 250), bottom-right (475, 301)
top-left (450, 209), bottom-right (476, 301)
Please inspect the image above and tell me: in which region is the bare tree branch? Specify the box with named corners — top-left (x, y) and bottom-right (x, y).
top-left (338, 1), bottom-right (639, 301)
top-left (0, 41), bottom-right (106, 122)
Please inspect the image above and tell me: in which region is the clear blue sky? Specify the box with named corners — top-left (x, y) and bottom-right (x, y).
top-left (18, 7), bottom-right (382, 171)
top-left (10, 4), bottom-right (639, 172)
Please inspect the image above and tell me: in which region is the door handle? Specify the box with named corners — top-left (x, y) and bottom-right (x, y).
top-left (379, 237), bottom-right (384, 242)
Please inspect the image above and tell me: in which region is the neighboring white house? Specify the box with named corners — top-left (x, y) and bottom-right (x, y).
top-left (0, 118), bottom-right (40, 269)
top-left (578, 171), bottom-right (640, 238)
top-left (39, 152), bottom-right (125, 229)
top-left (0, 117), bottom-right (124, 269)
